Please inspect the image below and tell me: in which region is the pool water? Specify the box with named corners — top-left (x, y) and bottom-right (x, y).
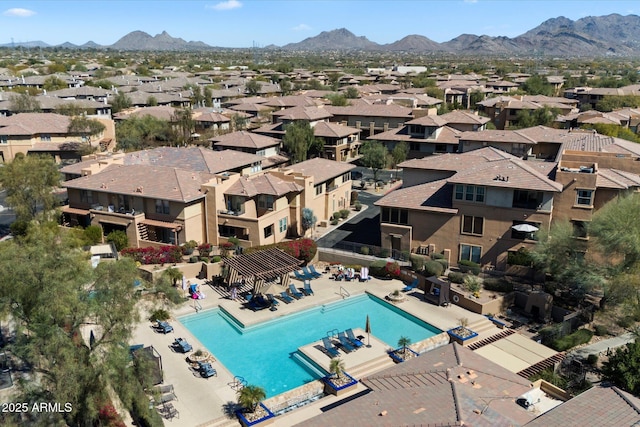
top-left (179, 293), bottom-right (440, 398)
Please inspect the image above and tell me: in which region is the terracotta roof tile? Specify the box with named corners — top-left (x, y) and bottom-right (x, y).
top-left (375, 179), bottom-right (457, 213)
top-left (272, 106), bottom-right (333, 121)
top-left (326, 103), bottom-right (414, 118)
top-left (283, 157), bottom-right (355, 184)
top-left (210, 131), bottom-right (279, 149)
top-left (0, 112), bottom-right (71, 135)
top-left (312, 121), bottom-right (360, 138)
top-left (225, 174), bottom-right (303, 197)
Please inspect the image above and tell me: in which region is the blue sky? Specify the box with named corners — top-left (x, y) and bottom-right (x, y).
top-left (1, 1), bottom-right (639, 47)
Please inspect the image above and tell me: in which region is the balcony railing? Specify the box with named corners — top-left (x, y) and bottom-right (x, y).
top-left (218, 209), bottom-right (245, 216)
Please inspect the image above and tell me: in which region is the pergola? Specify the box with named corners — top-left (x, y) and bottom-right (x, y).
top-left (223, 248), bottom-right (302, 295)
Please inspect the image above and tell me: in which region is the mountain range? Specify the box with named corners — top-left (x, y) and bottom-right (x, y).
top-left (3, 14), bottom-right (640, 56)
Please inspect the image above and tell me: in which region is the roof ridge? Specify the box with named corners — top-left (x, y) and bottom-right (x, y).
top-left (612, 386), bottom-right (640, 414)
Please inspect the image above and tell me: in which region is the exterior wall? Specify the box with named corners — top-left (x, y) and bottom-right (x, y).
top-left (181, 202), bottom-right (206, 244)
top-left (402, 169), bottom-right (454, 187)
top-left (552, 167), bottom-right (597, 223)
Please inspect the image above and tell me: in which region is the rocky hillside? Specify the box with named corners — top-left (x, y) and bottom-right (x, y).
top-left (110, 30), bottom-right (211, 51)
top-left (282, 28), bottom-right (379, 51)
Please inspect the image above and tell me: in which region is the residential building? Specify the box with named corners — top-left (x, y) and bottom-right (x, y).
top-left (477, 95), bottom-right (578, 130)
top-left (326, 101), bottom-right (414, 138)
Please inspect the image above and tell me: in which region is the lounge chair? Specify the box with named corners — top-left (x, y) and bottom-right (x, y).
top-left (293, 270), bottom-right (312, 281)
top-left (337, 332), bottom-right (356, 352)
top-left (321, 337), bottom-right (340, 357)
top-left (266, 294), bottom-right (280, 306)
top-left (302, 280), bottom-right (314, 296)
top-left (288, 283), bottom-right (304, 299)
top-left (156, 320), bottom-right (174, 334)
top-left (197, 361), bottom-right (217, 378)
top-left (172, 338), bottom-right (192, 353)
top-left (303, 266), bottom-right (321, 279)
top-left (310, 265), bottom-right (324, 277)
top-left (359, 266), bottom-right (371, 282)
top-left (345, 328), bottom-right (364, 348)
top-left (402, 278), bottom-right (419, 292)
top-left (160, 403), bottom-right (179, 420)
top-left (278, 292), bottom-right (294, 304)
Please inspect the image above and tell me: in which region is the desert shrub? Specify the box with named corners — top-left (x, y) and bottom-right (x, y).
top-left (244, 238), bottom-right (317, 263)
top-left (84, 225), bottom-right (103, 245)
top-left (369, 260), bottom-right (389, 278)
top-left (435, 258), bottom-right (449, 270)
top-left (106, 230), bottom-right (129, 251)
top-left (483, 278), bottom-right (514, 293)
top-left (594, 324), bottom-right (609, 336)
top-left (197, 242), bottom-right (212, 257)
top-left (211, 255), bottom-right (222, 263)
top-left (385, 261), bottom-right (401, 278)
top-left (410, 255), bottom-right (425, 271)
top-left (464, 275), bottom-right (482, 293)
top-left (354, 201), bottom-right (362, 211)
top-left (424, 260), bottom-right (444, 277)
top-left (538, 325), bottom-right (562, 346)
top-left (617, 316), bottom-right (634, 328)
top-left (551, 329), bottom-right (593, 351)
top-left (360, 246), bottom-right (370, 255)
top-left (458, 259), bottom-right (480, 275)
top-left (330, 219), bottom-right (339, 225)
top-left (448, 271), bottom-right (466, 284)
top-left (148, 309), bottom-right (170, 322)
top-left (529, 366), bottom-right (567, 389)
top-left (379, 248), bottom-right (389, 258)
top-left (507, 247), bottom-right (534, 266)
top-left (189, 256), bottom-right (199, 263)
top-left (431, 252), bottom-right (444, 260)
top-left (332, 212), bottom-right (341, 220)
top-left (121, 245), bottom-right (183, 265)
top-left (182, 240), bottom-right (198, 255)
top-left (154, 278), bottom-right (183, 304)
top-left (339, 209), bottom-right (350, 219)
top-left (586, 354), bottom-right (599, 365)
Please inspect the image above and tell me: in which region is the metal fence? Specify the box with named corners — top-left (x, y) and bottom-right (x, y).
top-left (331, 240), bottom-right (411, 263)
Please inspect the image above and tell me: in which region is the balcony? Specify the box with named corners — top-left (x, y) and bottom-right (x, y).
top-left (218, 209), bottom-right (245, 217)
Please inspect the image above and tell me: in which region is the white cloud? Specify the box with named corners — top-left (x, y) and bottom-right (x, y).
top-left (207, 0), bottom-right (242, 11)
top-left (292, 24), bottom-right (311, 31)
top-left (3, 8), bottom-right (36, 17)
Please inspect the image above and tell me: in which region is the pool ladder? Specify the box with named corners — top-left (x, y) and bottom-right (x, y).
top-left (339, 286), bottom-right (350, 299)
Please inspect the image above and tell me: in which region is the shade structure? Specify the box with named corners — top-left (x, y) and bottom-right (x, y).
top-left (365, 315), bottom-right (371, 347)
top-left (511, 223), bottom-right (539, 233)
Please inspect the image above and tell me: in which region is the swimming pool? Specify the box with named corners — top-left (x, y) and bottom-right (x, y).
top-left (179, 293), bottom-right (441, 398)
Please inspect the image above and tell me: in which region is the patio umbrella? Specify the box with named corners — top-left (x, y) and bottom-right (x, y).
top-left (365, 315), bottom-right (371, 347)
top-left (511, 223), bottom-right (539, 233)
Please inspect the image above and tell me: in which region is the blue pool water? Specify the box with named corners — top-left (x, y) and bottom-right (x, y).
top-left (179, 293), bottom-right (440, 398)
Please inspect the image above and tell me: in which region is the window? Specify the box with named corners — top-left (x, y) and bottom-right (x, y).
top-left (454, 184), bottom-right (485, 203)
top-left (381, 207), bottom-right (408, 225)
top-left (264, 224), bottom-right (273, 238)
top-left (460, 244), bottom-right (481, 263)
top-left (80, 190), bottom-right (93, 205)
top-left (258, 195), bottom-right (274, 210)
top-left (0, 136), bottom-right (7, 144)
top-left (576, 189), bottom-right (593, 206)
top-left (315, 184), bottom-right (323, 196)
top-left (250, 162), bottom-right (262, 173)
top-left (155, 199), bottom-right (170, 215)
top-left (512, 190), bottom-right (543, 210)
top-left (279, 217), bottom-right (287, 233)
top-left (40, 134), bottom-right (51, 142)
top-left (342, 172), bottom-right (350, 183)
top-left (410, 142), bottom-right (421, 152)
top-left (462, 216), bottom-right (484, 235)
top-left (572, 220), bottom-right (588, 238)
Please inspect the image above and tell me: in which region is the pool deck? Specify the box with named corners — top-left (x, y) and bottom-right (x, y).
top-left (131, 272), bottom-right (499, 426)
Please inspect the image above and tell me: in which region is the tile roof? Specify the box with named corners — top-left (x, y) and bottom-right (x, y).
top-left (0, 112), bottom-right (71, 135)
top-left (372, 125), bottom-right (462, 144)
top-left (596, 168), bottom-right (640, 189)
top-left (312, 121), bottom-right (360, 138)
top-left (300, 343), bottom-right (536, 427)
top-left (263, 95), bottom-right (322, 108)
top-left (209, 131), bottom-right (280, 149)
top-left (225, 174), bottom-right (303, 197)
top-left (459, 129), bottom-right (538, 145)
top-left (438, 110), bottom-right (491, 126)
top-left (525, 386), bottom-right (640, 427)
top-left (113, 105), bottom-right (177, 121)
top-left (374, 179), bottom-right (457, 213)
top-left (283, 157), bottom-right (355, 184)
top-left (406, 114), bottom-right (449, 127)
top-left (272, 106), bottom-right (333, 121)
top-left (398, 146), bottom-right (512, 172)
top-left (63, 164), bottom-right (213, 202)
top-left (326, 103), bottom-right (414, 118)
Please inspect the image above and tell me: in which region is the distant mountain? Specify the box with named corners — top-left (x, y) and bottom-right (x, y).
top-left (110, 30), bottom-right (211, 51)
top-left (282, 28), bottom-right (379, 51)
top-left (59, 42), bottom-right (79, 49)
top-left (2, 14), bottom-right (640, 56)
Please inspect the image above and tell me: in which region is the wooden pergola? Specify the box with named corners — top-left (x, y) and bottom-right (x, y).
top-left (223, 248), bottom-right (302, 295)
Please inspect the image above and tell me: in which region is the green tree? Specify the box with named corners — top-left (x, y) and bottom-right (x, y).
top-left (10, 92), bottom-right (41, 113)
top-left (521, 75), bottom-right (554, 96)
top-left (301, 207), bottom-right (317, 235)
top-left (326, 93), bottom-right (349, 106)
top-left (360, 140), bottom-right (388, 182)
top-left (278, 78), bottom-right (292, 96)
top-left (237, 384), bottom-right (266, 413)
top-left (111, 91), bottom-right (132, 114)
top-left (67, 115), bottom-right (106, 142)
top-left (329, 357), bottom-right (345, 380)
top-left (0, 225), bottom-right (140, 426)
top-left (282, 120), bottom-right (320, 163)
top-left (512, 106), bottom-right (559, 129)
top-left (115, 115), bottom-right (172, 151)
top-left (602, 339), bottom-right (640, 395)
top-left (146, 95), bottom-right (158, 106)
top-left (43, 75), bottom-right (68, 91)
top-left (106, 230), bottom-right (129, 251)
top-left (245, 79), bottom-right (262, 96)
top-left (84, 225), bottom-right (103, 245)
top-left (390, 141), bottom-right (408, 173)
top-left (231, 113), bottom-right (248, 131)
top-left (344, 86), bottom-right (360, 99)
top-left (0, 154), bottom-right (60, 222)
top-left (172, 107), bottom-right (194, 146)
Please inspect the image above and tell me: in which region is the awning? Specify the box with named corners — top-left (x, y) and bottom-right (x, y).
top-left (98, 218), bottom-right (131, 227)
top-left (62, 206), bottom-right (90, 215)
top-left (140, 218), bottom-right (183, 230)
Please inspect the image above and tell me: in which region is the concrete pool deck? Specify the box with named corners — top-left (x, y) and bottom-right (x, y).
top-left (131, 272), bottom-right (499, 426)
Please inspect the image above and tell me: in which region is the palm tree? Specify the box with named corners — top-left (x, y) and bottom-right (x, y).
top-left (398, 336), bottom-right (412, 357)
top-left (237, 384), bottom-right (266, 413)
top-left (329, 357), bottom-right (345, 381)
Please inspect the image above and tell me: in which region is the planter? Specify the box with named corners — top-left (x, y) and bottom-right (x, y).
top-left (322, 372), bottom-right (358, 397)
top-left (387, 292), bottom-right (405, 303)
top-left (388, 347), bottom-right (420, 363)
top-left (236, 403), bottom-right (275, 427)
top-left (447, 327), bottom-right (479, 345)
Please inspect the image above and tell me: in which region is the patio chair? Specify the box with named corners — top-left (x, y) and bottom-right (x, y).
top-left (278, 292), bottom-right (294, 304)
top-left (303, 266), bottom-right (321, 279)
top-left (288, 283), bottom-right (304, 299)
top-left (302, 280), bottom-right (314, 296)
top-left (359, 266), bottom-right (371, 282)
top-left (402, 278), bottom-right (419, 292)
top-left (309, 265), bottom-right (324, 277)
top-left (345, 328), bottom-right (364, 348)
top-left (293, 270), bottom-right (312, 281)
top-left (156, 321), bottom-right (174, 334)
top-left (321, 337), bottom-right (340, 357)
top-left (337, 332), bottom-right (356, 352)
top-left (160, 403), bottom-right (179, 420)
top-left (172, 338), bottom-right (192, 353)
top-left (197, 361), bottom-right (217, 378)
top-left (266, 294), bottom-right (280, 306)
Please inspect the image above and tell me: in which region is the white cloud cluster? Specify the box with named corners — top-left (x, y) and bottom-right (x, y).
top-left (207, 0), bottom-right (242, 11)
top-left (3, 8), bottom-right (36, 17)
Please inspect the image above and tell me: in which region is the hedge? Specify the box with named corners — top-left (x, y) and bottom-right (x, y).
top-left (448, 271), bottom-right (466, 284)
top-left (551, 329), bottom-right (593, 351)
top-left (482, 278), bottom-right (514, 293)
top-left (121, 245), bottom-right (183, 265)
top-left (424, 260), bottom-right (444, 277)
top-left (458, 260), bottom-right (480, 275)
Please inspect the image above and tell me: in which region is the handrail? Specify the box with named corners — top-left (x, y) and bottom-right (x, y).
top-left (193, 299), bottom-right (202, 313)
top-left (339, 286), bottom-right (350, 299)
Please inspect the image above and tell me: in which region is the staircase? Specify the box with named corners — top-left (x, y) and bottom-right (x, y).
top-left (349, 353), bottom-right (396, 380)
top-left (466, 316), bottom-right (499, 337)
top-left (137, 223), bottom-right (148, 241)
